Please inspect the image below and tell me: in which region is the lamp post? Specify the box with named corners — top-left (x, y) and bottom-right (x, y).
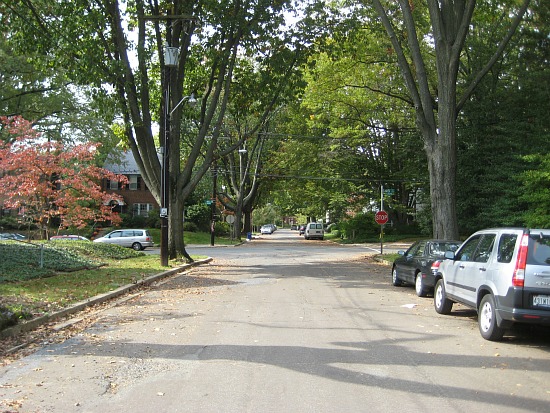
top-left (139, 14), bottom-right (198, 266)
top-left (160, 45), bottom-right (179, 266)
top-left (161, 47), bottom-right (198, 265)
top-left (210, 162), bottom-right (217, 246)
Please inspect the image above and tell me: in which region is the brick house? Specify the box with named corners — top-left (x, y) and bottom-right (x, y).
top-left (102, 151), bottom-right (159, 217)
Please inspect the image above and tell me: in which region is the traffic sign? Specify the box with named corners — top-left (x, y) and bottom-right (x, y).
top-left (375, 210), bottom-right (389, 225)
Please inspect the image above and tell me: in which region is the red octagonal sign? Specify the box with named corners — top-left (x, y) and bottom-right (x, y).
top-left (375, 210), bottom-right (389, 225)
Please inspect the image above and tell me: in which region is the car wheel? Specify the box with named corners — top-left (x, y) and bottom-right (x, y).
top-left (132, 242), bottom-right (143, 251)
top-left (391, 267), bottom-right (402, 286)
top-left (478, 294), bottom-right (506, 341)
top-left (434, 279), bottom-right (453, 314)
top-left (415, 272), bottom-right (428, 297)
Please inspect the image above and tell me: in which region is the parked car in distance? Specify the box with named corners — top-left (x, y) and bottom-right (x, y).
top-left (392, 239), bottom-right (461, 297)
top-left (433, 228), bottom-right (550, 341)
top-left (50, 235), bottom-right (90, 241)
top-left (290, 225), bottom-right (298, 230)
top-left (0, 233), bottom-right (27, 241)
top-left (304, 222), bottom-right (324, 240)
top-left (260, 224), bottom-right (275, 235)
top-left (93, 229), bottom-right (154, 251)
top-left (298, 225), bottom-right (306, 235)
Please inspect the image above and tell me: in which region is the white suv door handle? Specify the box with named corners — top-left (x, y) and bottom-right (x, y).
top-left (479, 267), bottom-right (487, 272)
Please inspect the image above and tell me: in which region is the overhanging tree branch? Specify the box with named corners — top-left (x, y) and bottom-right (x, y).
top-left (457, 0), bottom-right (531, 112)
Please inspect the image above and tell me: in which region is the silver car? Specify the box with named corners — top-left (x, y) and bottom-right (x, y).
top-left (434, 228), bottom-right (550, 341)
top-left (93, 229), bottom-right (154, 251)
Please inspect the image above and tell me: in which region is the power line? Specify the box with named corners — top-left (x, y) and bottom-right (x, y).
top-left (214, 168), bottom-right (427, 184)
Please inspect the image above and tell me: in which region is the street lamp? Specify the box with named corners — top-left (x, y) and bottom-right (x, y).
top-left (210, 162), bottom-right (217, 246)
top-left (160, 45), bottom-right (179, 266)
top-left (139, 14), bottom-right (198, 266)
top-left (160, 46), bottom-right (197, 266)
top-left (171, 93), bottom-right (197, 115)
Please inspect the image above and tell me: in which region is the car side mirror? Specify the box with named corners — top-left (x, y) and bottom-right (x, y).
top-left (444, 250), bottom-right (455, 260)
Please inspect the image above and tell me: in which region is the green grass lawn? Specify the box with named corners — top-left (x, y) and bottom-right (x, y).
top-left (0, 239), bottom-right (206, 330)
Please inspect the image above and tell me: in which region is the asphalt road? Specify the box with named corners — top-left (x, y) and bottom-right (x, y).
top-left (1, 229), bottom-right (549, 412)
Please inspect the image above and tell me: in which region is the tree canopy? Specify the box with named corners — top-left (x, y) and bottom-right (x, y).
top-left (1, 0), bottom-right (548, 240)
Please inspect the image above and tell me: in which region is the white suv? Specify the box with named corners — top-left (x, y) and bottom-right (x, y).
top-left (93, 229), bottom-right (154, 251)
top-left (434, 228), bottom-right (550, 341)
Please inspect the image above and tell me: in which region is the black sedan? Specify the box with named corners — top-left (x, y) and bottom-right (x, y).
top-left (391, 239), bottom-right (461, 297)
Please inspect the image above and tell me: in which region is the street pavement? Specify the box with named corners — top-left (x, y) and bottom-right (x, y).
top-left (1, 229), bottom-right (549, 412)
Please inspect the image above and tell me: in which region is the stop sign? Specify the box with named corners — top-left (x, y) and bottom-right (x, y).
top-left (375, 210), bottom-right (389, 225)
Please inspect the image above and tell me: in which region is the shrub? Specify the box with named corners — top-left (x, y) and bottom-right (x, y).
top-left (0, 216), bottom-right (19, 230)
top-left (183, 221), bottom-right (199, 232)
top-left (340, 213), bottom-right (379, 241)
top-left (145, 209), bottom-right (161, 228)
top-left (121, 213), bottom-right (147, 228)
top-left (185, 204), bottom-right (211, 232)
top-left (214, 221), bottom-right (230, 236)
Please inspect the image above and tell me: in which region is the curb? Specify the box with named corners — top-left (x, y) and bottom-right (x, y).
top-left (0, 257), bottom-right (213, 340)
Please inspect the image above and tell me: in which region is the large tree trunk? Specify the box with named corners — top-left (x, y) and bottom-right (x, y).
top-left (243, 206), bottom-right (253, 235)
top-left (234, 198), bottom-right (243, 240)
top-left (428, 73), bottom-right (459, 239)
top-left (169, 196), bottom-right (193, 262)
top-left (426, 130), bottom-right (458, 239)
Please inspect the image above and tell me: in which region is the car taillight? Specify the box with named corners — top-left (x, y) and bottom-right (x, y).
top-left (513, 234), bottom-right (528, 287)
top-left (431, 261), bottom-right (441, 272)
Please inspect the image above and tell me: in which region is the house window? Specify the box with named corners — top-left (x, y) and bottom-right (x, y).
top-left (132, 203), bottom-right (154, 217)
top-left (129, 175), bottom-right (139, 190)
top-left (109, 179), bottom-right (119, 190)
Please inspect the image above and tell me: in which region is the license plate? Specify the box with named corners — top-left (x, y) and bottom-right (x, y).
top-left (533, 295), bottom-right (550, 307)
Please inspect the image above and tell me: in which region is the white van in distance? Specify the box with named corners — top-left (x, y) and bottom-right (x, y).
top-left (304, 222), bottom-right (324, 240)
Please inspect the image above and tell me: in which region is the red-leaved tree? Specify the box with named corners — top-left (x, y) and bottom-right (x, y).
top-left (0, 116), bottom-right (127, 236)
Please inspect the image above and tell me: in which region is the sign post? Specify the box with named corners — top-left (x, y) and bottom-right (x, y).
top-left (375, 210), bottom-right (389, 254)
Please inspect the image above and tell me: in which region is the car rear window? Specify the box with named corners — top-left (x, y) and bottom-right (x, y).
top-left (528, 233), bottom-right (550, 266)
top-left (428, 242), bottom-right (458, 257)
top-left (497, 234), bottom-right (517, 263)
